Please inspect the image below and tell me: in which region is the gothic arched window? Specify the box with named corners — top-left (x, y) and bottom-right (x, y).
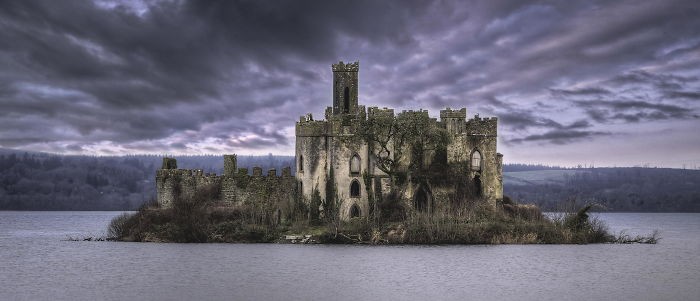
top-left (350, 180), bottom-right (360, 198)
top-left (350, 154), bottom-right (361, 174)
top-left (471, 150), bottom-right (482, 171)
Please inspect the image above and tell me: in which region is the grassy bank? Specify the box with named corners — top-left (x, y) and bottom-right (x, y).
top-left (108, 194), bottom-right (657, 244)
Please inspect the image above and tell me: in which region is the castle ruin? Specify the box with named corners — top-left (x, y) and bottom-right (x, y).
top-left (157, 61), bottom-right (503, 222)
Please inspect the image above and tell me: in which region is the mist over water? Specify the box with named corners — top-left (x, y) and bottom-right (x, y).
top-left (1, 211), bottom-right (698, 301)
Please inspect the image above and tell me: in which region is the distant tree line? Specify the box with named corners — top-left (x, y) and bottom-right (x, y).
top-left (1, 150), bottom-right (698, 211)
top-left (502, 163), bottom-right (567, 172)
top-left (0, 151), bottom-right (293, 210)
top-left (506, 168), bottom-right (700, 212)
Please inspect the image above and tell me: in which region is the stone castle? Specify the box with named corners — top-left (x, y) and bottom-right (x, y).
top-left (157, 61), bottom-right (503, 221)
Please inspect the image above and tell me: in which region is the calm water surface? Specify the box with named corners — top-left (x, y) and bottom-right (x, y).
top-left (1, 211), bottom-right (698, 301)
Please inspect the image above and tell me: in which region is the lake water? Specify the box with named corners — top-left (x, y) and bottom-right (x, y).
top-left (1, 212), bottom-right (698, 301)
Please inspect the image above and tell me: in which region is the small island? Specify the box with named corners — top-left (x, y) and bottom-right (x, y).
top-left (109, 61), bottom-right (656, 244)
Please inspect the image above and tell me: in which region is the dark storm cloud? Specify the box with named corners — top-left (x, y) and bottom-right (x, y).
top-left (0, 0), bottom-right (698, 158)
top-left (575, 99), bottom-right (695, 123)
top-left (0, 0), bottom-right (441, 153)
top-left (510, 130), bottom-right (611, 145)
top-left (665, 91), bottom-right (700, 100)
top-left (549, 87), bottom-right (611, 97)
top-left (496, 109), bottom-right (592, 132)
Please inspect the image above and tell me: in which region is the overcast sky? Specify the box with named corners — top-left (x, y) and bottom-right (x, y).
top-left (1, 0), bottom-right (699, 167)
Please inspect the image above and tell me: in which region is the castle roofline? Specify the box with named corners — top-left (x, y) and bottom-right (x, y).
top-left (332, 61), bottom-right (359, 72)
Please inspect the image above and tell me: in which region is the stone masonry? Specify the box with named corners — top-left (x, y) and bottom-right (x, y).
top-left (157, 61), bottom-right (503, 222)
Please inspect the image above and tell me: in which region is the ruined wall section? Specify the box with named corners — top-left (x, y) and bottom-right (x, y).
top-left (156, 157), bottom-right (296, 221)
top-left (156, 167), bottom-right (222, 208)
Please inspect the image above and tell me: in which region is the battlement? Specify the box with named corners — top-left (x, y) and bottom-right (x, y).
top-left (367, 106), bottom-right (395, 118)
top-left (332, 61), bottom-right (359, 72)
top-left (156, 168), bottom-right (219, 178)
top-left (465, 115), bottom-right (498, 136)
top-left (440, 107), bottom-right (467, 119)
top-left (296, 119), bottom-right (329, 137)
top-left (398, 109), bottom-right (431, 118)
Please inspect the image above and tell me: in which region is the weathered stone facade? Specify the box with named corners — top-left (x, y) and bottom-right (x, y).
top-left (156, 61), bottom-right (503, 222)
top-left (296, 61), bottom-right (503, 220)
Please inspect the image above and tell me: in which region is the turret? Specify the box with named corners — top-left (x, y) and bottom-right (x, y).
top-left (440, 107), bottom-right (467, 134)
top-left (332, 61), bottom-right (359, 115)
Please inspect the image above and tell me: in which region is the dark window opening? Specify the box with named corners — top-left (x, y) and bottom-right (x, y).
top-left (350, 204), bottom-right (361, 218)
top-left (474, 175), bottom-right (482, 197)
top-left (414, 186), bottom-right (430, 212)
top-left (343, 87), bottom-right (350, 113)
top-left (299, 155), bottom-right (304, 172)
top-left (350, 180), bottom-right (360, 198)
top-left (433, 148), bottom-right (448, 167)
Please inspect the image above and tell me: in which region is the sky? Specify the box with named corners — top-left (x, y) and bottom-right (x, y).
top-left (1, 0), bottom-right (699, 168)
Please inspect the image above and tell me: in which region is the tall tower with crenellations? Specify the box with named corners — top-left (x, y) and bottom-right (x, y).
top-left (332, 61), bottom-right (359, 115)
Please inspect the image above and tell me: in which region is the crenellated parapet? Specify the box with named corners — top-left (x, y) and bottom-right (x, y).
top-left (440, 107), bottom-right (467, 119)
top-left (398, 109), bottom-right (431, 119)
top-left (440, 107), bottom-right (467, 134)
top-left (367, 106), bottom-right (395, 118)
top-left (296, 115), bottom-right (329, 137)
top-left (465, 115), bottom-right (498, 137)
top-left (332, 61), bottom-right (359, 72)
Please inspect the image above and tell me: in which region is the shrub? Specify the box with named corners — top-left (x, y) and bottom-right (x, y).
top-left (107, 212), bottom-right (133, 239)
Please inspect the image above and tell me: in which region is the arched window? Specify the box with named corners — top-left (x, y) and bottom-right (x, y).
top-left (350, 204), bottom-right (361, 218)
top-left (299, 155), bottom-right (304, 172)
top-left (471, 150), bottom-right (482, 171)
top-left (350, 154), bottom-right (361, 174)
top-left (343, 87), bottom-right (350, 113)
top-left (350, 180), bottom-right (360, 198)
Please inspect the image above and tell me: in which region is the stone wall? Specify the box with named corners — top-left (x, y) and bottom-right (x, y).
top-left (156, 157), bottom-right (297, 222)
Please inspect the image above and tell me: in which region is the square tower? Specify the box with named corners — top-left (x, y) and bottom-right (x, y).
top-left (332, 61), bottom-right (359, 115)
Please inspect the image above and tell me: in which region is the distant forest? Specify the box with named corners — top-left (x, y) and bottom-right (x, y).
top-left (505, 168), bottom-right (700, 212)
top-left (0, 150), bottom-right (698, 211)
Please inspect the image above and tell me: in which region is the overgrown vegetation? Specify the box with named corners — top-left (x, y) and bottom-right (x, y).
top-left (110, 186), bottom-right (657, 244)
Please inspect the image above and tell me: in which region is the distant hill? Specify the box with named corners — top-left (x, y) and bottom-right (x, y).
top-left (0, 149), bottom-right (698, 211)
top-left (505, 168), bottom-right (700, 212)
